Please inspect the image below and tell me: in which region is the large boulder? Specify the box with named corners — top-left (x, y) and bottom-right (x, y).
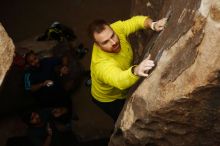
top-left (110, 0), bottom-right (220, 145)
top-left (0, 23), bottom-right (14, 86)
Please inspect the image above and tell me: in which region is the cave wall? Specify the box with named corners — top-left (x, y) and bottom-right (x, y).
top-left (110, 0), bottom-right (220, 145)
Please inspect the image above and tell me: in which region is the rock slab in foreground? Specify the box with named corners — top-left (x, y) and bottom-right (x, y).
top-left (110, 0), bottom-right (220, 145)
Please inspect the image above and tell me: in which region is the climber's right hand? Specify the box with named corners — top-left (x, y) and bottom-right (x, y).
top-left (133, 54), bottom-right (155, 77)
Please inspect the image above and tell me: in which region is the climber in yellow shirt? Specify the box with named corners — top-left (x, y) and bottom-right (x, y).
top-left (88, 16), bottom-right (167, 122)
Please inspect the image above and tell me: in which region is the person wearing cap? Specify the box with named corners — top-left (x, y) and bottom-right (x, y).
top-left (88, 16), bottom-right (167, 122)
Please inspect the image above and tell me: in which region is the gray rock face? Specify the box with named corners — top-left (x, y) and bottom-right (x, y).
top-left (0, 23), bottom-right (14, 86)
top-left (110, 0), bottom-right (220, 146)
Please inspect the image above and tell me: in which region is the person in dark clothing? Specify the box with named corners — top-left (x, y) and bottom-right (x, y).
top-left (28, 111), bottom-right (53, 146)
top-left (23, 51), bottom-right (71, 108)
top-left (22, 109), bottom-right (77, 146)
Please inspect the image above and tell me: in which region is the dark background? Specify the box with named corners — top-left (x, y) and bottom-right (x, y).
top-left (0, 0), bottom-right (132, 145)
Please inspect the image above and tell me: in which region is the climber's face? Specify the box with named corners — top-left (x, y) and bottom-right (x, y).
top-left (94, 25), bottom-right (121, 53)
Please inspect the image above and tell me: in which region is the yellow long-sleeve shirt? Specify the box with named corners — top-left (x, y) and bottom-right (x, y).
top-left (91, 16), bottom-right (148, 102)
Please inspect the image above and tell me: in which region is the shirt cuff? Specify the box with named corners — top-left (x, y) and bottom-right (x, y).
top-left (129, 65), bottom-right (139, 79)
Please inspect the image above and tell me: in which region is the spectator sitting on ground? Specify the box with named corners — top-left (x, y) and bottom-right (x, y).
top-left (23, 50), bottom-right (71, 108)
top-left (22, 108), bottom-right (77, 146)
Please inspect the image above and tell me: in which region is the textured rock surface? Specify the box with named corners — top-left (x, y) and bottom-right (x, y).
top-left (0, 23), bottom-right (14, 86)
top-left (110, 0), bottom-right (220, 145)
